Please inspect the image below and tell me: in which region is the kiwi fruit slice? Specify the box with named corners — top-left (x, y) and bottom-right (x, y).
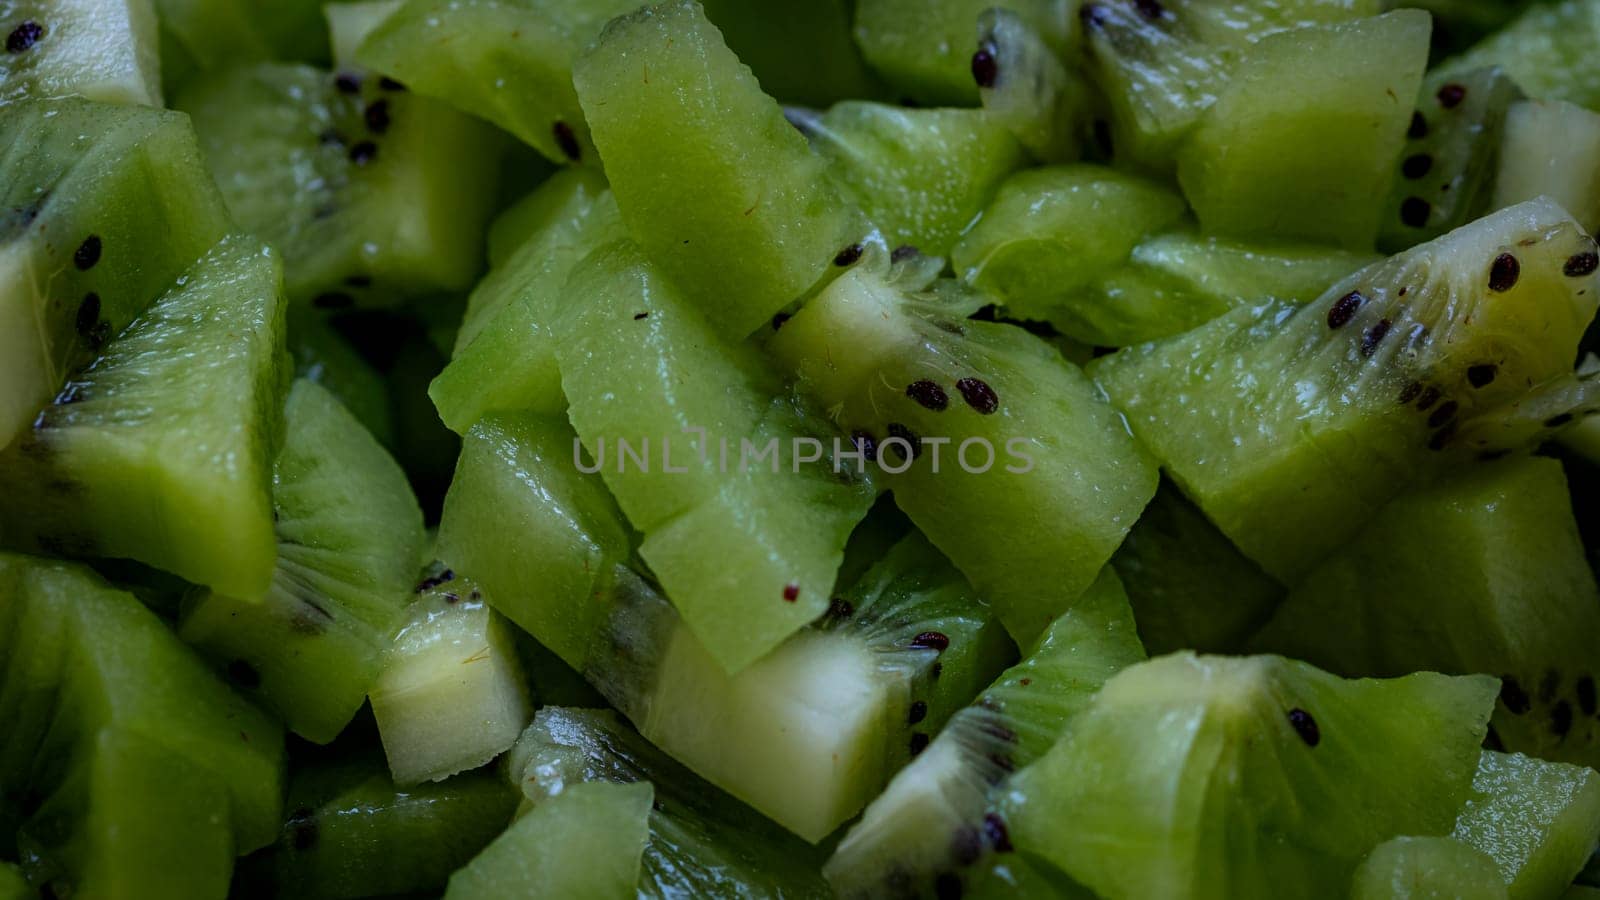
top-left (0, 234), bottom-right (288, 597)
top-left (506, 707), bottom-right (832, 896)
top-left (1352, 836), bottom-right (1508, 900)
top-left (826, 567), bottom-right (1144, 899)
top-left (1492, 99), bottom-right (1600, 234)
top-left (1, 554), bottom-right (284, 898)
top-left (976, 7), bottom-right (1090, 163)
top-left (0, 97), bottom-right (230, 453)
top-left (998, 653), bottom-right (1499, 899)
top-left (0, 0), bottom-right (159, 104)
top-left (1095, 198), bottom-right (1600, 582)
top-left (1455, 750), bottom-right (1600, 900)
top-left (1436, 0), bottom-right (1600, 110)
top-left (572, 0), bottom-right (859, 339)
top-left (444, 780), bottom-right (652, 899)
top-left (179, 378), bottom-right (425, 743)
top-left (769, 263), bottom-right (1159, 646)
top-left (177, 61), bottom-right (503, 305)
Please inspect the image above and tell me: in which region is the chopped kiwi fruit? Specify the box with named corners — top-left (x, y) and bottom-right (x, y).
top-left (976, 8), bottom-right (1091, 163)
top-left (506, 707), bottom-right (833, 895)
top-left (355, 0), bottom-right (637, 165)
top-left (572, 0), bottom-right (860, 339)
top-left (155, 0), bottom-right (333, 78)
top-left (1352, 836), bottom-right (1508, 900)
top-left (234, 752), bottom-right (518, 900)
top-left (1455, 750), bottom-right (1600, 900)
top-left (1493, 100), bottom-right (1600, 233)
top-left (1382, 67), bottom-right (1523, 252)
top-left (179, 378), bottom-right (425, 743)
top-left (796, 102), bottom-right (1027, 258)
top-left (1077, 0), bottom-right (1381, 169)
top-left (289, 308), bottom-right (395, 449)
top-left (430, 169), bottom-right (625, 434)
top-left (1095, 198), bottom-right (1600, 582)
top-left (770, 264), bottom-right (1159, 646)
top-left (1, 555), bottom-right (285, 898)
top-left (826, 567), bottom-right (1145, 899)
top-left (553, 240), bottom-right (875, 672)
top-left (851, 0), bottom-right (1074, 107)
top-left (0, 0), bottom-right (160, 104)
top-left (444, 780), bottom-right (653, 899)
top-left (369, 566), bottom-right (530, 785)
top-left (1253, 456), bottom-right (1600, 769)
top-left (999, 653), bottom-right (1499, 899)
top-left (699, 0), bottom-right (881, 107)
top-left (1177, 10), bottom-right (1431, 250)
top-left (437, 411), bottom-right (1012, 840)
top-left (1114, 482), bottom-right (1284, 655)
top-left (178, 62), bottom-right (504, 305)
top-left (950, 163), bottom-right (1189, 326)
top-left (0, 234), bottom-right (288, 597)
top-left (1437, 0), bottom-right (1600, 109)
top-left (0, 98), bottom-right (230, 453)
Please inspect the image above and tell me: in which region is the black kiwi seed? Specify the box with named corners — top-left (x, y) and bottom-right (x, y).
top-left (1326, 290), bottom-right (1364, 329)
top-left (1427, 400), bottom-right (1458, 429)
top-left (1552, 700), bottom-right (1574, 738)
top-left (886, 422), bottom-right (921, 460)
top-left (552, 121), bottom-right (581, 161)
top-left (334, 72), bottom-right (361, 93)
top-left (227, 660), bottom-right (261, 690)
top-left (834, 243), bottom-right (864, 266)
top-left (1436, 83), bottom-right (1467, 108)
top-left (850, 430), bottom-right (878, 462)
top-left (632, 311), bottom-right (649, 321)
top-left (827, 597), bottom-right (854, 620)
top-left (911, 631), bottom-right (951, 651)
top-left (983, 813), bottom-right (1013, 852)
top-left (287, 807), bottom-right (319, 850)
top-left (770, 312), bottom-right (790, 331)
top-left (1466, 364), bottom-right (1497, 388)
top-left (313, 291), bottom-right (354, 310)
top-left (6, 21), bottom-right (42, 53)
top-left (73, 235), bottom-right (101, 270)
top-left (1487, 253), bottom-right (1520, 292)
top-left (1427, 421), bottom-right (1457, 451)
top-left (415, 569), bottom-right (456, 593)
top-left (1401, 154), bottom-right (1432, 180)
top-left (909, 732), bottom-right (930, 756)
top-left (1414, 385), bottom-right (1441, 411)
top-left (891, 244), bottom-right (920, 263)
top-left (1400, 197), bottom-right (1431, 228)
top-left (1359, 318), bottom-right (1392, 357)
top-left (934, 873), bottom-right (963, 900)
top-left (908, 700), bottom-right (928, 724)
top-left (1397, 381), bottom-right (1423, 404)
top-left (378, 76), bottom-right (406, 92)
top-left (1579, 675), bottom-right (1597, 716)
top-left (1286, 708), bottom-right (1320, 746)
top-left (907, 379), bottom-right (950, 411)
top-left (956, 377), bottom-right (1000, 414)
top-left (782, 584), bottom-right (800, 602)
top-left (364, 99), bottom-right (391, 134)
top-left (349, 141), bottom-right (378, 166)
top-left (1407, 111), bottom-right (1428, 139)
top-left (971, 44), bottom-right (999, 89)
top-left (75, 293), bottom-right (101, 338)
top-left (1565, 251), bottom-right (1599, 277)
top-left (1545, 412), bottom-right (1574, 429)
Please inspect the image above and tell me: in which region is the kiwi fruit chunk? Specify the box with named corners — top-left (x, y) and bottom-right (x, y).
top-left (1436, 0), bottom-right (1600, 110)
top-left (444, 780), bottom-right (653, 899)
top-left (0, 97), bottom-right (230, 454)
top-left (976, 7), bottom-right (1090, 163)
top-left (178, 61), bottom-right (503, 305)
top-left (770, 264), bottom-right (1159, 646)
top-left (505, 707), bottom-right (832, 896)
top-left (998, 653), bottom-right (1499, 899)
top-left (572, 0), bottom-right (860, 339)
top-left (179, 378), bottom-right (425, 743)
top-left (826, 567), bottom-right (1144, 899)
top-left (1455, 750), bottom-right (1600, 900)
top-left (0, 234), bottom-right (288, 597)
top-left (1, 554), bottom-right (284, 898)
top-left (1351, 836), bottom-right (1508, 900)
top-left (1095, 198), bottom-right (1600, 582)
top-left (1381, 67), bottom-right (1522, 251)
top-left (0, 0), bottom-right (160, 104)
top-left (1492, 99), bottom-right (1600, 234)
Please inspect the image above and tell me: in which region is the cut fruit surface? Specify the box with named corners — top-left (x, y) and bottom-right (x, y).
top-left (0, 97), bottom-right (230, 454)
top-left (1095, 198), bottom-right (1600, 581)
top-left (1454, 750), bottom-right (1600, 900)
top-left (179, 378), bottom-right (424, 743)
top-left (0, 234), bottom-right (287, 597)
top-left (1351, 836), bottom-right (1508, 900)
top-left (1000, 654), bottom-right (1499, 900)
top-left (0, 0), bottom-right (160, 104)
top-left (179, 62), bottom-right (503, 305)
top-left (977, 7), bottom-right (1089, 163)
top-left (1492, 100), bottom-right (1600, 234)
top-left (573, 0), bottom-right (860, 338)
top-left (1437, 0), bottom-right (1600, 110)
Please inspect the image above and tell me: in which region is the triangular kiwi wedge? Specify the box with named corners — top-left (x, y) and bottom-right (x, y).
top-left (0, 0), bottom-right (161, 104)
top-left (0, 234), bottom-right (289, 597)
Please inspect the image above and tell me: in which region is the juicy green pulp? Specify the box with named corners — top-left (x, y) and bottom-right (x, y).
top-left (0, 98), bottom-right (230, 454)
top-left (0, 0), bottom-right (160, 105)
top-left (0, 555), bottom-right (285, 898)
top-left (572, 0), bottom-right (859, 339)
top-left (771, 266), bottom-right (1159, 646)
top-left (1351, 836), bottom-right (1508, 900)
top-left (1492, 99), bottom-right (1600, 234)
top-left (977, 7), bottom-right (1089, 164)
top-left (1095, 199), bottom-right (1599, 581)
top-left (1437, 0), bottom-right (1600, 109)
top-left (1001, 654), bottom-right (1498, 900)
top-left (0, 234), bottom-right (287, 597)
top-left (180, 378), bottom-right (425, 743)
top-left (1454, 751), bottom-right (1600, 900)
